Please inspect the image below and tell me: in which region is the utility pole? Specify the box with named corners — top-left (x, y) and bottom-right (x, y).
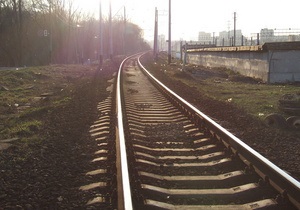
top-left (109, 0), bottom-right (113, 60)
top-left (18, 0), bottom-right (23, 66)
top-left (99, 0), bottom-right (103, 68)
top-left (180, 40), bottom-right (183, 61)
top-left (168, 0), bottom-right (171, 64)
top-left (227, 20), bottom-right (230, 46)
top-left (233, 12), bottom-right (236, 46)
top-left (153, 7), bottom-right (158, 61)
top-left (123, 6), bottom-right (126, 55)
top-left (49, 0), bottom-right (52, 64)
top-left (183, 42), bottom-right (187, 70)
top-left (241, 35), bottom-right (244, 46)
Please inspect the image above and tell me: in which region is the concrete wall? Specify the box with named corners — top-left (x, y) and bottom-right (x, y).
top-left (269, 50), bottom-right (300, 83)
top-left (186, 51), bottom-right (269, 82)
top-left (185, 43), bottom-right (300, 83)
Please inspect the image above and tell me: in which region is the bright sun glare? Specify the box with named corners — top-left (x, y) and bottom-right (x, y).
top-left (73, 0), bottom-right (300, 41)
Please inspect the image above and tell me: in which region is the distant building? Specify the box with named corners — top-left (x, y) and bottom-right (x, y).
top-left (260, 28), bottom-right (300, 44)
top-left (260, 28), bottom-right (274, 37)
top-left (260, 28), bottom-right (275, 43)
top-left (198, 32), bottom-right (212, 44)
top-left (192, 28), bottom-right (300, 48)
top-left (218, 31), bottom-right (230, 46)
top-left (158, 34), bottom-right (166, 51)
top-left (218, 30), bottom-right (243, 46)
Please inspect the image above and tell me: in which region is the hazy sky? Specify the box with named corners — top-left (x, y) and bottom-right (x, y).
top-left (76, 0), bottom-right (300, 41)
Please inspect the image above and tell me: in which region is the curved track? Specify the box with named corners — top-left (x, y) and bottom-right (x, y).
top-left (114, 53), bottom-right (300, 209)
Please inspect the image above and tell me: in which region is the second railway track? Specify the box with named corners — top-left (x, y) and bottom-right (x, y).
top-left (111, 53), bottom-right (300, 209)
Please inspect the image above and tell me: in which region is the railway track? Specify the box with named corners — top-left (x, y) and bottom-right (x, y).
top-left (85, 53), bottom-right (300, 209)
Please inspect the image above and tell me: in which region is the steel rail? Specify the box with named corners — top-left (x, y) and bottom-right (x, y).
top-left (116, 55), bottom-right (137, 210)
top-left (137, 54), bottom-right (300, 209)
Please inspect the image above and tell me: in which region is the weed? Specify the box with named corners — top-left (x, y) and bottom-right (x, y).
top-left (53, 97), bottom-right (72, 106)
top-left (1, 120), bottom-right (42, 138)
top-left (19, 107), bottom-right (51, 119)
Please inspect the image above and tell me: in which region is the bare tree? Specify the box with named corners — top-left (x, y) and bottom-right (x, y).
top-left (0, 0), bottom-right (150, 66)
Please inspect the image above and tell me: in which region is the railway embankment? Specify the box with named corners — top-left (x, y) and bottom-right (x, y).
top-left (142, 52), bottom-right (300, 182)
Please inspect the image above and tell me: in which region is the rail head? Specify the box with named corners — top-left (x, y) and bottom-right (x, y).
top-left (116, 54), bottom-right (138, 210)
top-left (137, 54), bottom-right (300, 209)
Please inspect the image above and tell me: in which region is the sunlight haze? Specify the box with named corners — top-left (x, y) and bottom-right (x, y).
top-left (75, 0), bottom-right (300, 41)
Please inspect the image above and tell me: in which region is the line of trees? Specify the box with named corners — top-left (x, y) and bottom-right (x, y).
top-left (0, 0), bottom-right (150, 67)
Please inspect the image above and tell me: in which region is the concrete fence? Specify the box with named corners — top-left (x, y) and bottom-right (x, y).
top-left (185, 42), bottom-right (300, 83)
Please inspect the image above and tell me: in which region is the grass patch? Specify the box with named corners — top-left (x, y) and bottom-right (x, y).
top-left (19, 106), bottom-right (51, 119)
top-left (0, 64), bottom-right (95, 146)
top-left (1, 120), bottom-right (42, 138)
top-left (53, 96), bottom-right (72, 106)
top-left (20, 135), bottom-right (43, 146)
top-left (194, 79), bottom-right (298, 118)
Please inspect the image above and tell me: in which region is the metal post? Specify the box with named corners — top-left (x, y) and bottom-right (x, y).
top-left (183, 42), bottom-right (187, 71)
top-left (241, 35), bottom-right (244, 46)
top-left (257, 33), bottom-right (260, 45)
top-left (153, 7), bottom-right (158, 61)
top-left (180, 41), bottom-right (183, 61)
top-left (109, 0), bottom-right (113, 60)
top-left (168, 0), bottom-right (171, 64)
top-left (49, 0), bottom-right (52, 64)
top-left (99, 0), bottom-right (103, 68)
top-left (123, 6), bottom-right (126, 55)
top-left (81, 28), bottom-right (84, 64)
top-left (233, 12), bottom-right (236, 46)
